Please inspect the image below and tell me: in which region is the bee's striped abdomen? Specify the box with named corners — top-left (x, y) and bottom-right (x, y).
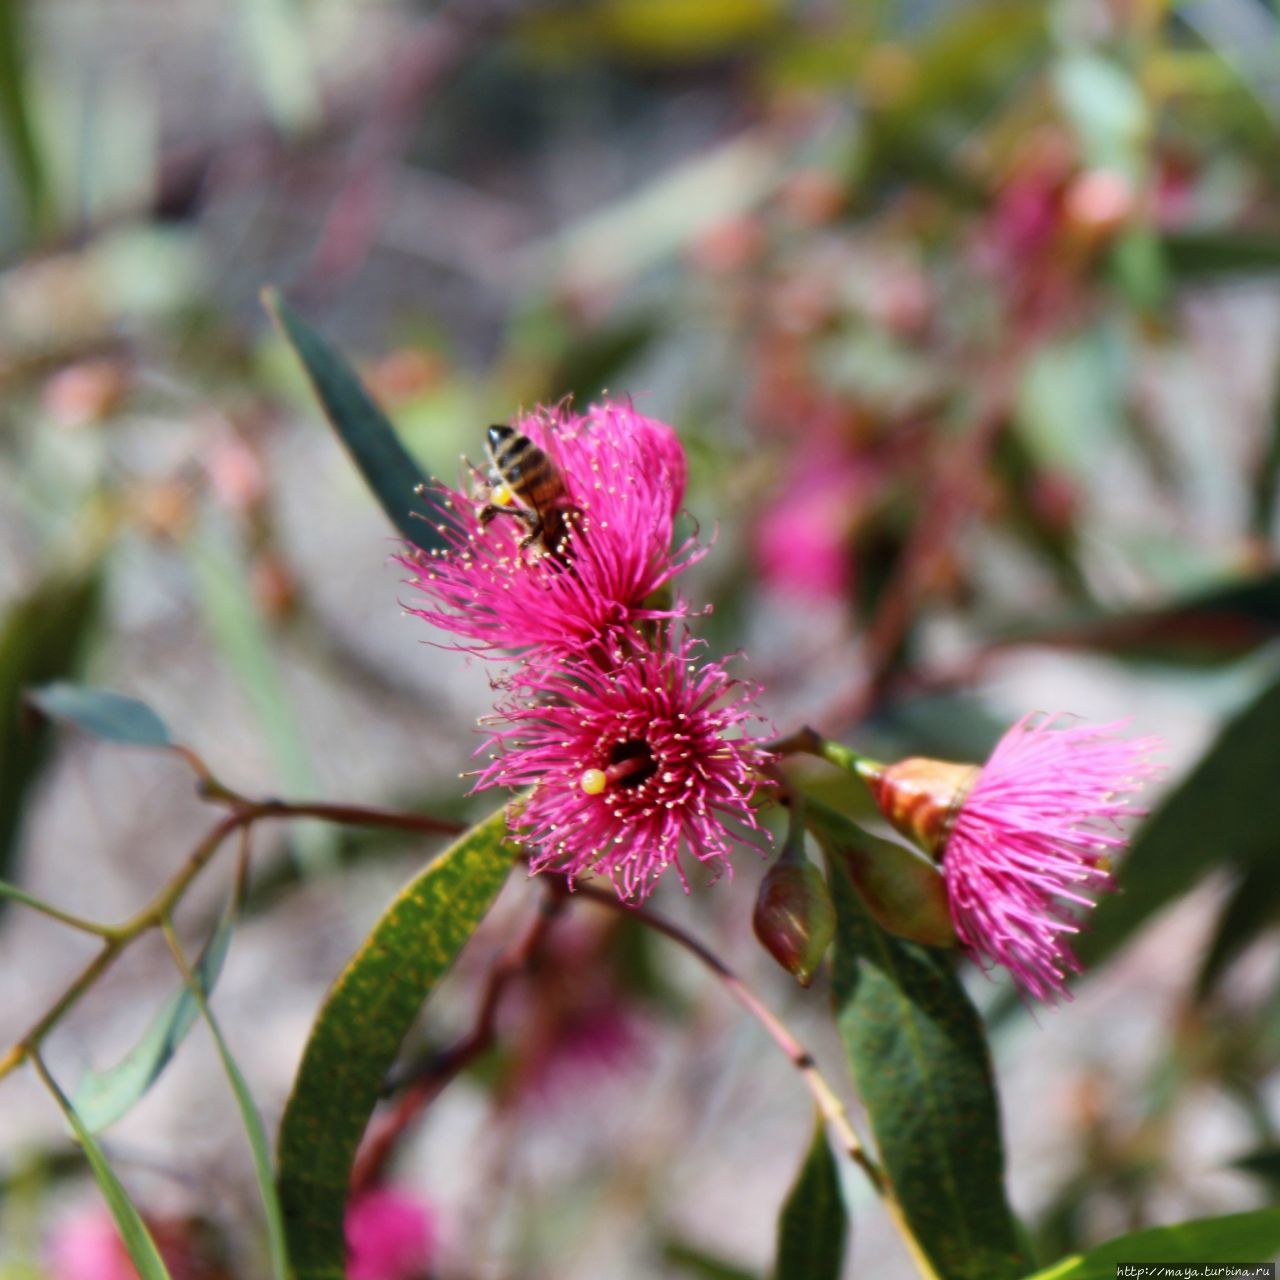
top-left (487, 424), bottom-right (567, 509)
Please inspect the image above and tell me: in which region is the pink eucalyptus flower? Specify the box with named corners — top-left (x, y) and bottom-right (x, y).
top-left (346, 1188), bottom-right (436, 1280)
top-left (48, 1211), bottom-right (135, 1280)
top-left (869, 714), bottom-right (1162, 1003)
top-left (476, 632), bottom-right (772, 901)
top-left (753, 441), bottom-right (868, 602)
top-left (400, 400), bottom-right (699, 658)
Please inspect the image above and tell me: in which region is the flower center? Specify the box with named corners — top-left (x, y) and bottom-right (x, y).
top-left (606, 738), bottom-right (658, 789)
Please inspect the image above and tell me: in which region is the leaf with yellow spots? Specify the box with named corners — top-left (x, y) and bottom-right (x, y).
top-left (277, 806), bottom-right (516, 1278)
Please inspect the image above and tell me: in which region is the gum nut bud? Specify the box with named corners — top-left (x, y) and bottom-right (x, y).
top-left (753, 859), bottom-right (837, 986)
top-left (864, 757), bottom-right (978, 857)
top-left (836, 831), bottom-right (957, 949)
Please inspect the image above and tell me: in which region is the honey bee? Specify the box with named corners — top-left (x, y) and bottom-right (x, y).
top-left (478, 424), bottom-right (580, 560)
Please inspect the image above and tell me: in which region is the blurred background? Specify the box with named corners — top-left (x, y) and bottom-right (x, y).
top-left (2, 0), bottom-right (1280, 1276)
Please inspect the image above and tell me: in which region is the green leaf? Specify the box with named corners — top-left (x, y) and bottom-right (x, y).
top-left (277, 806), bottom-right (516, 1279)
top-left (73, 895), bottom-right (237, 1132)
top-left (36, 1061), bottom-right (173, 1280)
top-left (1000, 570), bottom-right (1280, 667)
top-left (0, 566), bottom-right (102, 904)
top-left (27, 683), bottom-right (171, 748)
top-left (1233, 1146), bottom-right (1280, 1190)
top-left (1164, 232), bottom-right (1280, 280)
top-left (1194, 858), bottom-right (1280, 1000)
top-left (825, 847), bottom-right (1026, 1280)
top-left (262, 289), bottom-right (448, 555)
top-left (807, 800), bottom-right (955, 950)
top-left (0, 0), bottom-right (51, 236)
top-left (166, 924), bottom-right (287, 1279)
top-left (1078, 667), bottom-right (1280, 970)
top-left (771, 1116), bottom-right (848, 1280)
top-left (1022, 1207), bottom-right (1280, 1279)
top-left (661, 1240), bottom-right (758, 1280)
top-left (188, 520), bottom-right (334, 872)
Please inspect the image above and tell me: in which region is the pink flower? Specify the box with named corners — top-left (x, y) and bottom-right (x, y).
top-left (869, 714), bottom-right (1162, 1003)
top-left (476, 632), bottom-right (772, 901)
top-left (48, 1211), bottom-right (136, 1280)
top-left (400, 400), bottom-right (699, 658)
top-left (346, 1188), bottom-right (436, 1280)
top-left (753, 442), bottom-right (868, 602)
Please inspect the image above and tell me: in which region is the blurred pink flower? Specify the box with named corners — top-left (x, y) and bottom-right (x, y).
top-left (753, 442), bottom-right (867, 602)
top-left (872, 715), bottom-right (1162, 1003)
top-left (401, 400), bottom-right (700, 658)
top-left (476, 631), bottom-right (771, 901)
top-left (346, 1188), bottom-right (436, 1280)
top-left (48, 1210), bottom-right (135, 1280)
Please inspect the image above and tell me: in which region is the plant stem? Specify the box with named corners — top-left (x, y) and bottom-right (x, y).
top-left (0, 884), bottom-right (119, 938)
top-left (573, 884), bottom-right (880, 1184)
top-left (574, 884), bottom-right (942, 1278)
top-left (0, 796), bottom-right (464, 1086)
top-left (767, 725), bottom-right (881, 778)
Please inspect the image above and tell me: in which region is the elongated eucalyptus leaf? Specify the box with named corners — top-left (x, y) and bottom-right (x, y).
top-left (262, 289), bottom-right (448, 555)
top-left (1164, 232), bottom-right (1280, 279)
top-left (1233, 1146), bottom-right (1280, 1190)
top-left (168, 928), bottom-right (287, 1279)
top-left (74, 894), bottom-right (237, 1132)
top-left (0, 566), bottom-right (102, 905)
top-left (1000, 570), bottom-right (1280, 666)
top-left (826, 849), bottom-right (1026, 1280)
top-left (0, 0), bottom-right (50, 234)
top-left (1078, 667), bottom-right (1280, 969)
top-left (771, 1117), bottom-right (847, 1280)
top-left (1194, 858), bottom-right (1280, 1000)
top-left (38, 1064), bottom-right (173, 1280)
top-left (27, 683), bottom-right (171, 748)
top-left (278, 807), bottom-right (515, 1278)
top-left (1023, 1207), bottom-right (1280, 1279)
top-left (189, 521), bottom-right (333, 872)
top-left (661, 1240), bottom-right (758, 1280)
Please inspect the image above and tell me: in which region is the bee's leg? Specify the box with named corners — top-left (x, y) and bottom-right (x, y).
top-left (515, 512), bottom-right (545, 552)
top-left (477, 503), bottom-right (501, 528)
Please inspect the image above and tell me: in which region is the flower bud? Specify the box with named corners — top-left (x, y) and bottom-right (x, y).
top-left (807, 801), bottom-right (956, 949)
top-left (862, 758), bottom-right (978, 857)
top-left (753, 849), bottom-right (836, 987)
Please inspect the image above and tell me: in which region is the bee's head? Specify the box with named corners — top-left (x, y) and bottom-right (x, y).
top-left (486, 424), bottom-right (515, 458)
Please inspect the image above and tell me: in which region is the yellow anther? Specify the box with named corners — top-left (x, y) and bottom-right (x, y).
top-left (579, 768), bottom-right (608, 795)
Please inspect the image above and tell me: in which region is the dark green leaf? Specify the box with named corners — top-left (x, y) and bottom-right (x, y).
top-left (0, 567), bottom-right (102, 906)
top-left (998, 570), bottom-right (1280, 667)
top-left (27, 683), bottom-right (171, 748)
top-left (771, 1116), bottom-right (848, 1280)
top-left (262, 289), bottom-right (449, 555)
top-left (1023, 1207), bottom-right (1280, 1279)
top-left (1194, 859), bottom-right (1280, 1000)
top-left (826, 847), bottom-right (1026, 1280)
top-left (661, 1240), bottom-right (758, 1280)
top-left (277, 806), bottom-right (515, 1279)
top-left (1078, 667), bottom-right (1280, 970)
top-left (36, 1061), bottom-right (173, 1280)
top-left (1232, 1146), bottom-right (1280, 1191)
top-left (1164, 232), bottom-right (1280, 280)
top-left (73, 893), bottom-right (237, 1132)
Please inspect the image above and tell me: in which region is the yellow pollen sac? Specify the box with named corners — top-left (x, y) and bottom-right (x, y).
top-left (579, 768), bottom-right (608, 795)
top-left (491, 483), bottom-right (516, 508)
